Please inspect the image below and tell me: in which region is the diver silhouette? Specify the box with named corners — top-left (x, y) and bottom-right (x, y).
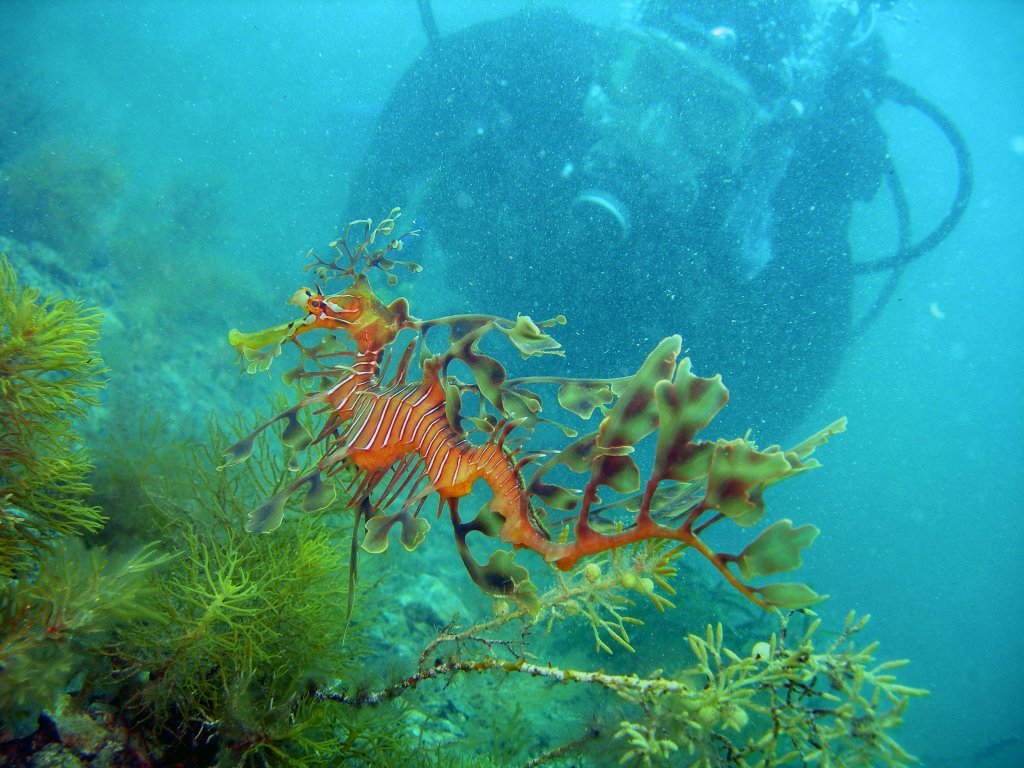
top-left (348, 0), bottom-right (970, 438)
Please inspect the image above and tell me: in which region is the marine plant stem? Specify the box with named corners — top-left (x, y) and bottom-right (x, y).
top-left (318, 657), bottom-right (693, 707)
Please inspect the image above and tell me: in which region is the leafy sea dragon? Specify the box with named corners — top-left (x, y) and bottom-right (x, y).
top-left (223, 209), bottom-right (845, 611)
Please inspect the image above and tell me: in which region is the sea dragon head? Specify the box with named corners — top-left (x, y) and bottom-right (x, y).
top-left (291, 277), bottom-right (411, 354)
top-left (229, 208), bottom-right (418, 372)
top-left (229, 276), bottom-right (414, 374)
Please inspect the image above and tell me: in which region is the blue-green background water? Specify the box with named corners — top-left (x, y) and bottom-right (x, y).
top-left (2, 1), bottom-right (1022, 765)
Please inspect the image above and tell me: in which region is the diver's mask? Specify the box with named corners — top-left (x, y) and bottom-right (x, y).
top-left (576, 26), bottom-right (784, 277)
top-left (580, 26), bottom-right (760, 214)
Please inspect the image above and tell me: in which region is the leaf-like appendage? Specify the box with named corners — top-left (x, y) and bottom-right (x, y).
top-left (629, 482), bottom-right (706, 519)
top-left (242, 343), bottom-right (281, 374)
top-left (477, 550), bottom-right (538, 611)
top-left (704, 439), bottom-right (792, 526)
top-left (362, 514), bottom-right (398, 553)
top-left (220, 436), bottom-right (255, 468)
top-left (556, 380), bottom-right (615, 420)
top-left (598, 336), bottom-right (681, 449)
top-left (768, 418), bottom-right (848, 486)
top-left (246, 492), bottom-right (288, 533)
top-left (229, 323), bottom-right (301, 374)
top-left (398, 515), bottom-right (431, 551)
top-left (282, 365), bottom-right (303, 387)
top-left (309, 333), bottom-right (347, 357)
top-left (281, 411), bottom-right (313, 451)
top-left (596, 453), bottom-right (641, 494)
top-left (785, 417), bottom-right (848, 463)
top-left (736, 519), bottom-right (819, 580)
top-left (301, 472), bottom-right (336, 513)
top-left (502, 389), bottom-right (542, 419)
top-left (444, 380), bottom-right (462, 432)
top-left (529, 480), bottom-right (581, 511)
top-left (652, 358), bottom-right (728, 483)
top-left (497, 315), bottom-right (565, 358)
top-left (462, 348), bottom-right (507, 408)
top-left (756, 581), bottom-right (827, 610)
top-left (550, 433), bottom-right (600, 474)
top-left (362, 511), bottom-right (430, 554)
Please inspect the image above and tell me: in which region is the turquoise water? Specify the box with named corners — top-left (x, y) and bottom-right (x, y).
top-left (2, 1), bottom-right (1021, 765)
top-left (793, 6), bottom-right (1024, 763)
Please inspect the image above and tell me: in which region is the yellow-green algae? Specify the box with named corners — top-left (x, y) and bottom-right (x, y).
top-left (322, 542), bottom-right (926, 767)
top-left (0, 253), bottom-right (107, 575)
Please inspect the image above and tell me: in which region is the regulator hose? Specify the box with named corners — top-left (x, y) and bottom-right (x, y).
top-left (851, 151), bottom-right (912, 336)
top-left (852, 73), bottom-right (974, 276)
top-left (417, 0), bottom-right (440, 43)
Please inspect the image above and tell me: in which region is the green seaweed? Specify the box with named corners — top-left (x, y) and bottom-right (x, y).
top-left (325, 581), bottom-right (926, 767)
top-left (108, 410), bottom-right (393, 767)
top-left (0, 253), bottom-right (108, 576)
top-left (87, 410), bottom-right (196, 546)
top-left (0, 538), bottom-right (166, 733)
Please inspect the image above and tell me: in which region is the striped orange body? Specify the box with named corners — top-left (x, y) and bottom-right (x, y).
top-left (321, 344), bottom-right (539, 545)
